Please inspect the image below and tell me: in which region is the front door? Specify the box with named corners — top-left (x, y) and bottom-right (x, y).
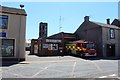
top-left (106, 44), bottom-right (115, 57)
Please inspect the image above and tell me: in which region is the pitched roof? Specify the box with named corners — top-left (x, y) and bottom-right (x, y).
top-left (112, 19), bottom-right (120, 22)
top-left (48, 32), bottom-right (75, 37)
top-left (117, 19), bottom-right (120, 21)
top-left (91, 21), bottom-right (120, 29)
top-left (117, 19), bottom-right (120, 22)
top-left (0, 6), bottom-right (27, 16)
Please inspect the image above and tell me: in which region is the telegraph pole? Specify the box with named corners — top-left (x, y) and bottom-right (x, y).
top-left (59, 16), bottom-right (62, 32)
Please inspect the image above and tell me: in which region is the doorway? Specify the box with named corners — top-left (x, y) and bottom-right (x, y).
top-left (34, 45), bottom-right (38, 54)
top-left (106, 44), bottom-right (115, 57)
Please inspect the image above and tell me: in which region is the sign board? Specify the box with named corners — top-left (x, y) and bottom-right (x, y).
top-left (43, 44), bottom-right (48, 48)
top-left (0, 32), bottom-right (6, 37)
top-left (46, 39), bottom-right (61, 43)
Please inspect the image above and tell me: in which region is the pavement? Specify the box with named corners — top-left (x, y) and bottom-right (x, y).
top-left (0, 51), bottom-right (120, 79)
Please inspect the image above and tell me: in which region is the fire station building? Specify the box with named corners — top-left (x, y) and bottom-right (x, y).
top-left (30, 33), bottom-right (77, 56)
top-left (0, 6), bottom-right (27, 61)
top-left (31, 16), bottom-right (120, 58)
top-left (30, 22), bottom-right (77, 56)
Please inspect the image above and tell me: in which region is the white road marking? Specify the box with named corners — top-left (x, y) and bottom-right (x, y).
top-left (99, 76), bottom-right (107, 78)
top-left (99, 74), bottom-right (117, 78)
top-left (31, 66), bottom-right (48, 78)
top-left (90, 61), bottom-right (103, 72)
top-left (31, 63), bottom-right (54, 78)
top-left (71, 62), bottom-right (76, 78)
top-left (109, 74), bottom-right (117, 77)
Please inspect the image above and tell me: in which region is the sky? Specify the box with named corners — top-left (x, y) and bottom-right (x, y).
top-left (1, 2), bottom-right (118, 40)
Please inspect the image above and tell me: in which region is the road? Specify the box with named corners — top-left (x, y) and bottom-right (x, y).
top-left (1, 51), bottom-right (120, 79)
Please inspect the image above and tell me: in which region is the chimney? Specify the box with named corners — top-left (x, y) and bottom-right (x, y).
top-left (84, 16), bottom-right (89, 22)
top-left (106, 19), bottom-right (110, 24)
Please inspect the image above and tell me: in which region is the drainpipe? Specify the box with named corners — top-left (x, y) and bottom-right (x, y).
top-left (18, 14), bottom-right (22, 62)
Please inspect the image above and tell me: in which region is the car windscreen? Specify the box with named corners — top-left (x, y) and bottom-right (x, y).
top-left (82, 43), bottom-right (95, 49)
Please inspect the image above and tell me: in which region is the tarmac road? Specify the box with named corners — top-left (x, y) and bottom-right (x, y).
top-left (1, 51), bottom-right (120, 79)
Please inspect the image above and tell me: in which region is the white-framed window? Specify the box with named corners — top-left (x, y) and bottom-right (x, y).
top-left (52, 44), bottom-right (58, 50)
top-left (0, 15), bottom-right (8, 29)
top-left (109, 28), bottom-right (115, 39)
top-left (48, 44), bottom-right (58, 50)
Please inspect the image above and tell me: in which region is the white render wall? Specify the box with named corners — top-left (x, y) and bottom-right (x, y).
top-left (0, 12), bottom-right (26, 60)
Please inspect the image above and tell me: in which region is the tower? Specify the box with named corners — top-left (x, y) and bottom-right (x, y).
top-left (39, 22), bottom-right (48, 38)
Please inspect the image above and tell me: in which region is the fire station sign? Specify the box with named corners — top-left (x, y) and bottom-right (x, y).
top-left (46, 39), bottom-right (61, 43)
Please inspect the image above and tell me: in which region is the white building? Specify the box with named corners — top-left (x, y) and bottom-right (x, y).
top-left (0, 6), bottom-right (27, 61)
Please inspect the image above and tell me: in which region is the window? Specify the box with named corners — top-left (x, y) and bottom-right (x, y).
top-left (48, 44), bottom-right (58, 50)
top-left (77, 43), bottom-right (81, 47)
top-left (42, 26), bottom-right (45, 30)
top-left (0, 39), bottom-right (14, 57)
top-left (52, 44), bottom-right (58, 50)
top-left (109, 29), bottom-right (115, 39)
top-left (48, 44), bottom-right (52, 50)
top-left (0, 15), bottom-right (8, 29)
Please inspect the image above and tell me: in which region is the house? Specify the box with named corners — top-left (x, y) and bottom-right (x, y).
top-left (74, 16), bottom-right (120, 58)
top-left (111, 19), bottom-right (120, 58)
top-left (0, 6), bottom-right (27, 61)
